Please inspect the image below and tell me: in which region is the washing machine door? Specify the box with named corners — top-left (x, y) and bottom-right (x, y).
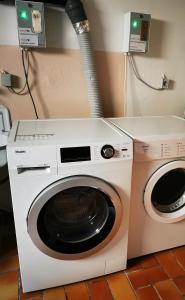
top-left (144, 161), bottom-right (185, 223)
top-left (27, 175), bottom-right (122, 259)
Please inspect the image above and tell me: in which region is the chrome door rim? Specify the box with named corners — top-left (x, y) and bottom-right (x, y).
top-left (27, 175), bottom-right (122, 260)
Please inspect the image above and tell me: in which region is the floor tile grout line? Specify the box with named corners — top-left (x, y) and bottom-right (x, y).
top-left (153, 284), bottom-right (163, 300)
top-left (171, 249), bottom-right (185, 272)
top-left (169, 249), bottom-right (185, 273)
top-left (0, 268), bottom-right (19, 275)
top-left (63, 285), bottom-right (68, 300)
top-left (153, 278), bottom-right (182, 297)
top-left (85, 280), bottom-right (93, 300)
top-left (124, 270), bottom-right (139, 299)
top-left (154, 255), bottom-right (172, 279)
top-left (104, 276), bottom-right (115, 300)
top-left (170, 277), bottom-right (184, 296)
top-left (18, 268), bottom-right (21, 300)
top-left (136, 284), bottom-right (155, 290)
top-left (125, 267), bottom-right (144, 274)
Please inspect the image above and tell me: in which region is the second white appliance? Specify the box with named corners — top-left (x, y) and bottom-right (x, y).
top-left (108, 116), bottom-right (185, 259)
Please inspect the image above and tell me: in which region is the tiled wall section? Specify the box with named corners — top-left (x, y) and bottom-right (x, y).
top-left (0, 46), bottom-right (125, 120)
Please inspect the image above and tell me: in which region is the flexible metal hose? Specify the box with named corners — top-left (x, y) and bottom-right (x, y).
top-left (65, 0), bottom-right (103, 117)
top-left (77, 32), bottom-right (103, 117)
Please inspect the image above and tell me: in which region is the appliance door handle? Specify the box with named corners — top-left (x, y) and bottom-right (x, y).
top-left (17, 166), bottom-right (50, 174)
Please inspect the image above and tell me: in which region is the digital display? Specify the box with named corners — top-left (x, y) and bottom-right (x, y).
top-left (60, 146), bottom-right (91, 163)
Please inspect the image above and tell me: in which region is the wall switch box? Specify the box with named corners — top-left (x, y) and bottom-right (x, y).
top-left (0, 72), bottom-right (11, 87)
top-left (123, 12), bottom-right (151, 53)
top-left (15, 0), bottom-right (46, 48)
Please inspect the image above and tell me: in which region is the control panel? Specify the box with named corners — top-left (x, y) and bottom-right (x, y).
top-left (15, 0), bottom-right (46, 48)
top-left (135, 140), bottom-right (185, 161)
top-left (60, 142), bottom-right (132, 164)
top-left (123, 12), bottom-right (151, 53)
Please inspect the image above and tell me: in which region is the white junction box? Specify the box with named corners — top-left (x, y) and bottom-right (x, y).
top-left (0, 72), bottom-right (11, 87)
top-left (123, 12), bottom-right (151, 53)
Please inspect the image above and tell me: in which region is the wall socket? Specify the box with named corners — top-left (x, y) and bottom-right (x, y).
top-left (162, 74), bottom-right (169, 89)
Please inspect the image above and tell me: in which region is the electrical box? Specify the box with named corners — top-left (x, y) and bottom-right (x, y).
top-left (15, 0), bottom-right (46, 48)
top-left (123, 12), bottom-right (151, 53)
top-left (0, 72), bottom-right (11, 87)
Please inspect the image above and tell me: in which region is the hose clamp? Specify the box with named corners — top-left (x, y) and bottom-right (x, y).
top-left (74, 20), bottom-right (90, 34)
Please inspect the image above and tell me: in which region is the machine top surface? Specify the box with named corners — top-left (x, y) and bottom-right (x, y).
top-left (8, 118), bottom-right (131, 146)
top-left (109, 116), bottom-right (185, 141)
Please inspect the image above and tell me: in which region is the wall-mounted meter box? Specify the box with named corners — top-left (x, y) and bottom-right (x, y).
top-left (15, 0), bottom-right (46, 48)
top-left (123, 12), bottom-right (151, 53)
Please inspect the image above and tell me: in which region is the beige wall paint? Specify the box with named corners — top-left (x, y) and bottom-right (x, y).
top-left (1, 0), bottom-right (185, 119)
top-left (0, 46), bottom-right (125, 120)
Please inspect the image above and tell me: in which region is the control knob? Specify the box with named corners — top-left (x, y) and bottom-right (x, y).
top-left (101, 145), bottom-right (115, 159)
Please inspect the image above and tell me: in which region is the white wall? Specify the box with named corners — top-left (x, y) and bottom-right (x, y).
top-left (0, 0), bottom-right (185, 117)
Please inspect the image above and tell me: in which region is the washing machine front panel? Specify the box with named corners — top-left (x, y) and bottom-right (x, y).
top-left (7, 119), bottom-right (133, 292)
top-left (27, 175), bottom-right (122, 259)
top-left (144, 160), bottom-right (185, 223)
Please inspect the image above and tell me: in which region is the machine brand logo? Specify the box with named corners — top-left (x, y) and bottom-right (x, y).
top-left (15, 150), bottom-right (26, 154)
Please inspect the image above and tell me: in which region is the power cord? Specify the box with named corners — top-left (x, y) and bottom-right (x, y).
top-left (8, 49), bottom-right (39, 119)
top-left (8, 50), bottom-right (29, 96)
top-left (21, 49), bottom-right (39, 119)
top-left (128, 54), bottom-right (164, 91)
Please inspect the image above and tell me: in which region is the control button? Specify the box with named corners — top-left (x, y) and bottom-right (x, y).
top-left (101, 145), bottom-right (115, 159)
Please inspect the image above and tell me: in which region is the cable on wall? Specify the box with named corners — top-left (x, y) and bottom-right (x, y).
top-left (123, 53), bottom-right (128, 116)
top-left (8, 49), bottom-right (39, 119)
top-left (22, 49), bottom-right (39, 119)
top-left (8, 50), bottom-right (29, 96)
top-left (128, 54), bottom-right (164, 91)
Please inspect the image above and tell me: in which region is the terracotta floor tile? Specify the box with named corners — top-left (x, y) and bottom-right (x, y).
top-left (0, 255), bottom-right (19, 274)
top-left (107, 272), bottom-right (137, 300)
top-left (127, 266), bottom-right (168, 289)
top-left (43, 286), bottom-right (66, 300)
top-left (0, 271), bottom-right (18, 300)
top-left (174, 276), bottom-right (185, 294)
top-left (20, 289), bottom-right (43, 300)
top-left (65, 282), bottom-right (89, 300)
top-left (140, 255), bottom-right (159, 269)
top-left (155, 279), bottom-right (182, 300)
top-left (173, 247), bottom-right (185, 269)
top-left (136, 286), bottom-right (161, 300)
top-left (155, 250), bottom-right (185, 278)
top-left (88, 279), bottom-right (113, 300)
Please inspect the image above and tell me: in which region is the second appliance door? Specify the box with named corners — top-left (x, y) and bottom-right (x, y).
top-left (144, 160), bottom-right (185, 223)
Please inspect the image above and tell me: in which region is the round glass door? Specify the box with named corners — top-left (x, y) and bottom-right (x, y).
top-left (27, 176), bottom-right (122, 259)
top-left (144, 161), bottom-right (185, 223)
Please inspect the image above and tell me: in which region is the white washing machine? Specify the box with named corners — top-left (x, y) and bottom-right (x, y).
top-left (108, 116), bottom-right (185, 259)
top-left (7, 118), bottom-right (133, 292)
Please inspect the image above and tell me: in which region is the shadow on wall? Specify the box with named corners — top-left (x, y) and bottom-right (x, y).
top-left (145, 19), bottom-right (173, 59)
